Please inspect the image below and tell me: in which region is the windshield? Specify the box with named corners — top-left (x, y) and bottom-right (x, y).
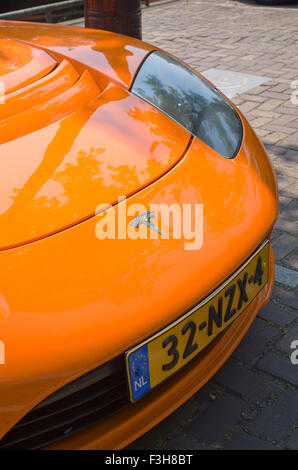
top-left (131, 51), bottom-right (243, 159)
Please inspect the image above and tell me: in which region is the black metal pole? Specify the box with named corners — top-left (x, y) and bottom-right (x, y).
top-left (85, 0), bottom-right (142, 40)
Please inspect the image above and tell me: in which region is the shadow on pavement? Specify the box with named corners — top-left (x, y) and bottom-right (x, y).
top-left (235, 0), bottom-right (298, 8)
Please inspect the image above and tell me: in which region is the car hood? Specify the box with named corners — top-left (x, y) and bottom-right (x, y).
top-left (0, 32), bottom-right (190, 250)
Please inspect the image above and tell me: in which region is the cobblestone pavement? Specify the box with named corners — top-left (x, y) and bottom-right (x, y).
top-left (125, 0), bottom-right (298, 450)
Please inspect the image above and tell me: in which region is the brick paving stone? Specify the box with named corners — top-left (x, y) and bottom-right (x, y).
top-left (271, 233), bottom-right (297, 261)
top-left (164, 434), bottom-right (203, 450)
top-left (126, 426), bottom-right (167, 450)
top-left (276, 175), bottom-right (295, 192)
top-left (275, 106), bottom-right (298, 117)
top-left (258, 99), bottom-right (284, 112)
top-left (259, 302), bottom-right (297, 327)
top-left (276, 325), bottom-right (298, 355)
top-left (186, 394), bottom-right (249, 444)
top-left (247, 389), bottom-right (298, 442)
top-left (285, 429), bottom-right (298, 450)
top-left (250, 117), bottom-right (272, 128)
top-left (255, 129), bottom-right (271, 138)
top-left (283, 150), bottom-right (298, 164)
top-left (275, 265), bottom-right (298, 288)
top-left (240, 93), bottom-right (267, 103)
top-left (286, 252), bottom-right (298, 271)
top-left (192, 382), bottom-right (223, 408)
top-left (223, 431), bottom-right (278, 450)
top-left (263, 124), bottom-right (297, 136)
top-left (264, 144), bottom-right (288, 157)
top-left (290, 120), bottom-right (298, 129)
top-left (278, 196), bottom-right (293, 211)
top-left (272, 115), bottom-right (297, 127)
top-left (250, 109), bottom-right (280, 120)
top-left (275, 160), bottom-right (297, 173)
top-left (277, 166), bottom-right (293, 181)
top-left (271, 284), bottom-right (287, 300)
top-left (271, 84), bottom-right (292, 94)
top-left (281, 182), bottom-right (298, 199)
top-left (213, 362), bottom-right (279, 402)
top-left (232, 318), bottom-right (280, 365)
top-left (271, 229), bottom-right (283, 244)
top-left (239, 101), bottom-right (260, 114)
top-left (262, 91), bottom-right (291, 102)
top-left (275, 287), bottom-right (298, 310)
top-left (286, 199), bottom-right (298, 219)
top-left (279, 134), bottom-right (298, 149)
top-left (257, 352), bottom-right (298, 386)
top-left (264, 132), bottom-right (289, 145)
top-left (128, 399), bottom-right (199, 450)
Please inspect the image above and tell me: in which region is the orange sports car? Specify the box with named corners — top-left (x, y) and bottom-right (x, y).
top-left (0, 20), bottom-right (278, 450)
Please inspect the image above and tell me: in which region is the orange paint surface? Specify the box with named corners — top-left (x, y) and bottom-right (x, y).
top-left (0, 21), bottom-right (278, 449)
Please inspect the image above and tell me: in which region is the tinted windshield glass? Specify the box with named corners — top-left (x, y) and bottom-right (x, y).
top-left (131, 51), bottom-right (242, 159)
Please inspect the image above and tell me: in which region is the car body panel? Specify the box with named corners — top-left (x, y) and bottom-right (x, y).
top-left (0, 38), bottom-right (57, 94)
top-left (0, 21), bottom-right (155, 90)
top-left (0, 80), bottom-right (190, 250)
top-left (47, 246), bottom-right (275, 450)
top-left (1, 59), bottom-right (79, 121)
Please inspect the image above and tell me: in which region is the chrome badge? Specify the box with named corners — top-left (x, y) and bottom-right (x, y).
top-left (129, 210), bottom-right (167, 238)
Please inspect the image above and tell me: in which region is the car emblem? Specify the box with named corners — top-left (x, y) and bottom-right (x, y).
top-left (129, 210), bottom-right (167, 238)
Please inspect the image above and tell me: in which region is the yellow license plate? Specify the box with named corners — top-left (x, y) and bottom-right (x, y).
top-left (126, 240), bottom-right (269, 402)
